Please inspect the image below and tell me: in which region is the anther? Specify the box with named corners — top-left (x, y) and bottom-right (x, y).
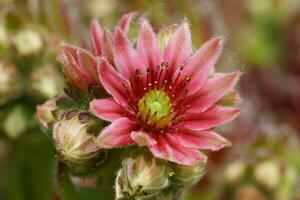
top-left (184, 76), bottom-right (191, 82)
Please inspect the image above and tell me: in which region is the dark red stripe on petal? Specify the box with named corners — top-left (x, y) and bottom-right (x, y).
top-left (137, 19), bottom-right (162, 69)
top-left (183, 37), bottom-right (224, 94)
top-left (163, 22), bottom-right (192, 75)
top-left (98, 58), bottom-right (131, 107)
top-left (183, 72), bottom-right (241, 113)
top-left (171, 129), bottom-right (231, 151)
top-left (114, 28), bottom-right (142, 79)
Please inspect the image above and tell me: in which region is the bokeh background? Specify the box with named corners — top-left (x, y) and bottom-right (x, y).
top-left (0, 0), bottom-right (300, 199)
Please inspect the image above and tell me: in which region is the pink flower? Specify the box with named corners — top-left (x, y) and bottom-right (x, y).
top-left (57, 13), bottom-right (135, 95)
top-left (90, 15), bottom-right (241, 166)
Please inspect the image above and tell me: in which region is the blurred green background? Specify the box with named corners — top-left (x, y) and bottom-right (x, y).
top-left (0, 0), bottom-right (300, 199)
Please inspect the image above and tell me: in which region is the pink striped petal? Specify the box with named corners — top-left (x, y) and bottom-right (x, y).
top-left (117, 12), bottom-right (136, 33)
top-left (98, 58), bottom-right (130, 107)
top-left (57, 45), bottom-right (93, 92)
top-left (163, 22), bottom-right (192, 74)
top-left (114, 28), bottom-right (142, 79)
top-left (137, 20), bottom-right (162, 68)
top-left (172, 129), bottom-right (231, 151)
top-left (180, 106), bottom-right (241, 130)
top-left (96, 118), bottom-right (136, 148)
top-left (184, 72), bottom-right (241, 113)
top-left (75, 47), bottom-right (100, 84)
top-left (131, 131), bottom-right (157, 147)
top-left (90, 18), bottom-right (103, 56)
top-left (90, 98), bottom-right (125, 122)
top-left (149, 134), bottom-right (207, 166)
top-left (181, 37), bottom-right (224, 93)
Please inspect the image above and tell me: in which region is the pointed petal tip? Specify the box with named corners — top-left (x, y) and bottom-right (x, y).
top-left (225, 71), bottom-right (242, 86)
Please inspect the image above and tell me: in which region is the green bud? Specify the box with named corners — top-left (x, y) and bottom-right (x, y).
top-left (13, 29), bottom-right (43, 56)
top-left (29, 64), bottom-right (64, 99)
top-left (0, 58), bottom-right (21, 105)
top-left (254, 160), bottom-right (280, 190)
top-left (115, 151), bottom-right (169, 199)
top-left (53, 110), bottom-right (106, 174)
top-left (170, 161), bottom-right (206, 188)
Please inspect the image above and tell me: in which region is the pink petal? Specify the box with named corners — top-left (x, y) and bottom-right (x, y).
top-left (179, 106), bottom-right (241, 130)
top-left (90, 18), bottom-right (103, 56)
top-left (98, 58), bottom-right (131, 107)
top-left (117, 12), bottom-right (136, 33)
top-left (90, 98), bottom-right (125, 122)
top-left (163, 22), bottom-right (192, 74)
top-left (172, 129), bottom-right (231, 151)
top-left (101, 29), bottom-right (114, 64)
top-left (137, 20), bottom-right (162, 68)
top-left (184, 72), bottom-right (241, 113)
top-left (75, 47), bottom-right (100, 84)
top-left (114, 28), bottom-right (142, 79)
top-left (96, 118), bottom-right (136, 148)
top-left (149, 134), bottom-right (207, 166)
top-left (130, 131), bottom-right (157, 147)
top-left (181, 37), bottom-right (224, 93)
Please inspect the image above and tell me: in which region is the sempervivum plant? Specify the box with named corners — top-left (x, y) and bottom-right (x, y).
top-left (38, 12), bottom-right (242, 200)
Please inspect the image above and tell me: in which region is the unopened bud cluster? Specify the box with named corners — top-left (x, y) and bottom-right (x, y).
top-left (115, 151), bottom-right (206, 200)
top-left (52, 110), bottom-right (106, 174)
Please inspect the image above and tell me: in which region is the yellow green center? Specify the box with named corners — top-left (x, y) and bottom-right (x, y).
top-left (138, 90), bottom-right (173, 129)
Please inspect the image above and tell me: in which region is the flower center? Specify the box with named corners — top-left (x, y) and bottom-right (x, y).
top-left (138, 90), bottom-right (173, 129)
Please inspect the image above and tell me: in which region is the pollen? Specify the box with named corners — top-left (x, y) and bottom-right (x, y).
top-left (138, 90), bottom-right (173, 129)
top-left (168, 171), bottom-right (175, 177)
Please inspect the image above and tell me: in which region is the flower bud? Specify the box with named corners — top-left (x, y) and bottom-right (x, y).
top-left (53, 110), bottom-right (106, 174)
top-left (29, 64), bottom-right (64, 99)
top-left (0, 58), bottom-right (21, 105)
top-left (36, 99), bottom-right (59, 131)
top-left (170, 161), bottom-right (206, 188)
top-left (115, 151), bottom-right (169, 199)
top-left (3, 105), bottom-right (28, 139)
top-left (57, 44), bottom-right (102, 95)
top-left (13, 29), bottom-right (43, 56)
top-left (224, 160), bottom-right (246, 184)
top-left (254, 160), bottom-right (280, 190)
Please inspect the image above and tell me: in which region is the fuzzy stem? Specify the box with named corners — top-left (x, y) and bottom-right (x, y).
top-left (55, 161), bottom-right (81, 200)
